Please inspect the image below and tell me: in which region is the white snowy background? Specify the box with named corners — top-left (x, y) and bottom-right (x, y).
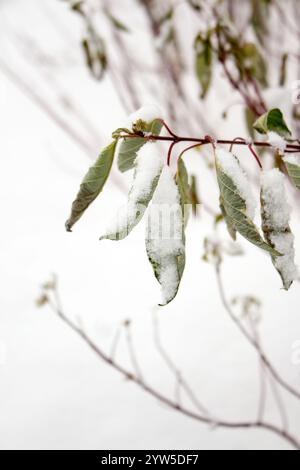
top-left (0, 0), bottom-right (300, 450)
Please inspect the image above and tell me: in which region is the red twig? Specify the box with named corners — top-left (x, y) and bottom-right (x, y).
top-left (167, 140), bottom-right (178, 166)
top-left (248, 144), bottom-right (263, 169)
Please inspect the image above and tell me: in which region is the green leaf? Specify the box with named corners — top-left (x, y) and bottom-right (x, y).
top-left (241, 42), bottom-right (268, 88)
top-left (216, 161), bottom-right (280, 256)
top-left (117, 119), bottom-right (162, 173)
top-left (117, 137), bottom-right (146, 173)
top-left (176, 157), bottom-right (192, 225)
top-left (146, 169), bottom-right (186, 306)
top-left (81, 35), bottom-right (107, 80)
top-left (253, 108), bottom-right (292, 138)
top-left (195, 33), bottom-right (213, 99)
top-left (65, 140), bottom-right (117, 231)
top-left (284, 158), bottom-right (300, 192)
top-left (100, 149), bottom-right (164, 241)
top-left (190, 175), bottom-right (201, 216)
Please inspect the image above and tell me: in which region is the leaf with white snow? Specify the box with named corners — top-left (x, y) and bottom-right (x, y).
top-left (100, 143), bottom-right (164, 241)
top-left (146, 167), bottom-right (185, 306)
top-left (261, 169), bottom-right (298, 290)
top-left (215, 148), bottom-right (280, 256)
top-left (117, 105), bottom-right (163, 173)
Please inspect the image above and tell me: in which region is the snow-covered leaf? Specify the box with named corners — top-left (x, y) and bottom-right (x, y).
top-left (117, 119), bottom-right (162, 173)
top-left (261, 169), bottom-right (298, 290)
top-left (146, 167), bottom-right (186, 306)
top-left (215, 148), bottom-right (280, 256)
top-left (100, 144), bottom-right (164, 241)
top-left (220, 197), bottom-right (237, 241)
top-left (284, 156), bottom-right (300, 192)
top-left (65, 140), bottom-right (117, 231)
top-left (253, 108), bottom-right (291, 139)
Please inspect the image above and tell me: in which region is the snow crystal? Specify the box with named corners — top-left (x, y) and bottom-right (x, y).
top-left (146, 166), bottom-right (185, 304)
top-left (267, 131), bottom-right (287, 155)
top-left (128, 104), bottom-right (163, 127)
top-left (216, 148), bottom-right (256, 218)
top-left (102, 143), bottom-right (164, 238)
top-left (261, 169), bottom-right (298, 287)
top-left (283, 155), bottom-right (300, 166)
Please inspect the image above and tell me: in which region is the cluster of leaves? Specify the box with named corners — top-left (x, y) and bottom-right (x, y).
top-left (65, 0), bottom-right (129, 80)
top-left (194, 20), bottom-right (268, 99)
top-left (65, 107), bottom-right (300, 305)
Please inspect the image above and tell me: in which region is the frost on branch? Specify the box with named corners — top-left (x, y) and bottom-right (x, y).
top-left (215, 148), bottom-right (278, 256)
top-left (146, 167), bottom-right (185, 306)
top-left (100, 143), bottom-right (164, 240)
top-left (261, 169), bottom-right (298, 290)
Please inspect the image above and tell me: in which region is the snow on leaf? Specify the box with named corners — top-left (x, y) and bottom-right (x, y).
top-left (65, 140), bottom-right (117, 232)
top-left (146, 167), bottom-right (186, 306)
top-left (267, 131), bottom-right (287, 155)
top-left (253, 108), bottom-right (291, 139)
top-left (283, 156), bottom-right (300, 192)
top-left (117, 119), bottom-right (162, 173)
top-left (261, 169), bottom-right (298, 290)
top-left (100, 143), bottom-right (164, 241)
top-left (215, 148), bottom-right (280, 256)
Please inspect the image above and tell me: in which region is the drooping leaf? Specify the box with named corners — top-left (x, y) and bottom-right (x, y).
top-left (100, 145), bottom-right (164, 241)
top-left (190, 175), bottom-right (201, 216)
top-left (261, 169), bottom-right (298, 290)
top-left (176, 157), bottom-right (192, 225)
top-left (240, 42), bottom-right (268, 88)
top-left (215, 158), bottom-right (280, 256)
top-left (253, 108), bottom-right (292, 138)
top-left (117, 137), bottom-right (146, 173)
top-left (65, 140), bottom-right (117, 231)
top-left (195, 32), bottom-right (213, 99)
top-left (117, 119), bottom-right (162, 173)
top-left (146, 168), bottom-right (186, 306)
top-left (284, 157), bottom-right (300, 192)
top-left (81, 34), bottom-right (107, 80)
